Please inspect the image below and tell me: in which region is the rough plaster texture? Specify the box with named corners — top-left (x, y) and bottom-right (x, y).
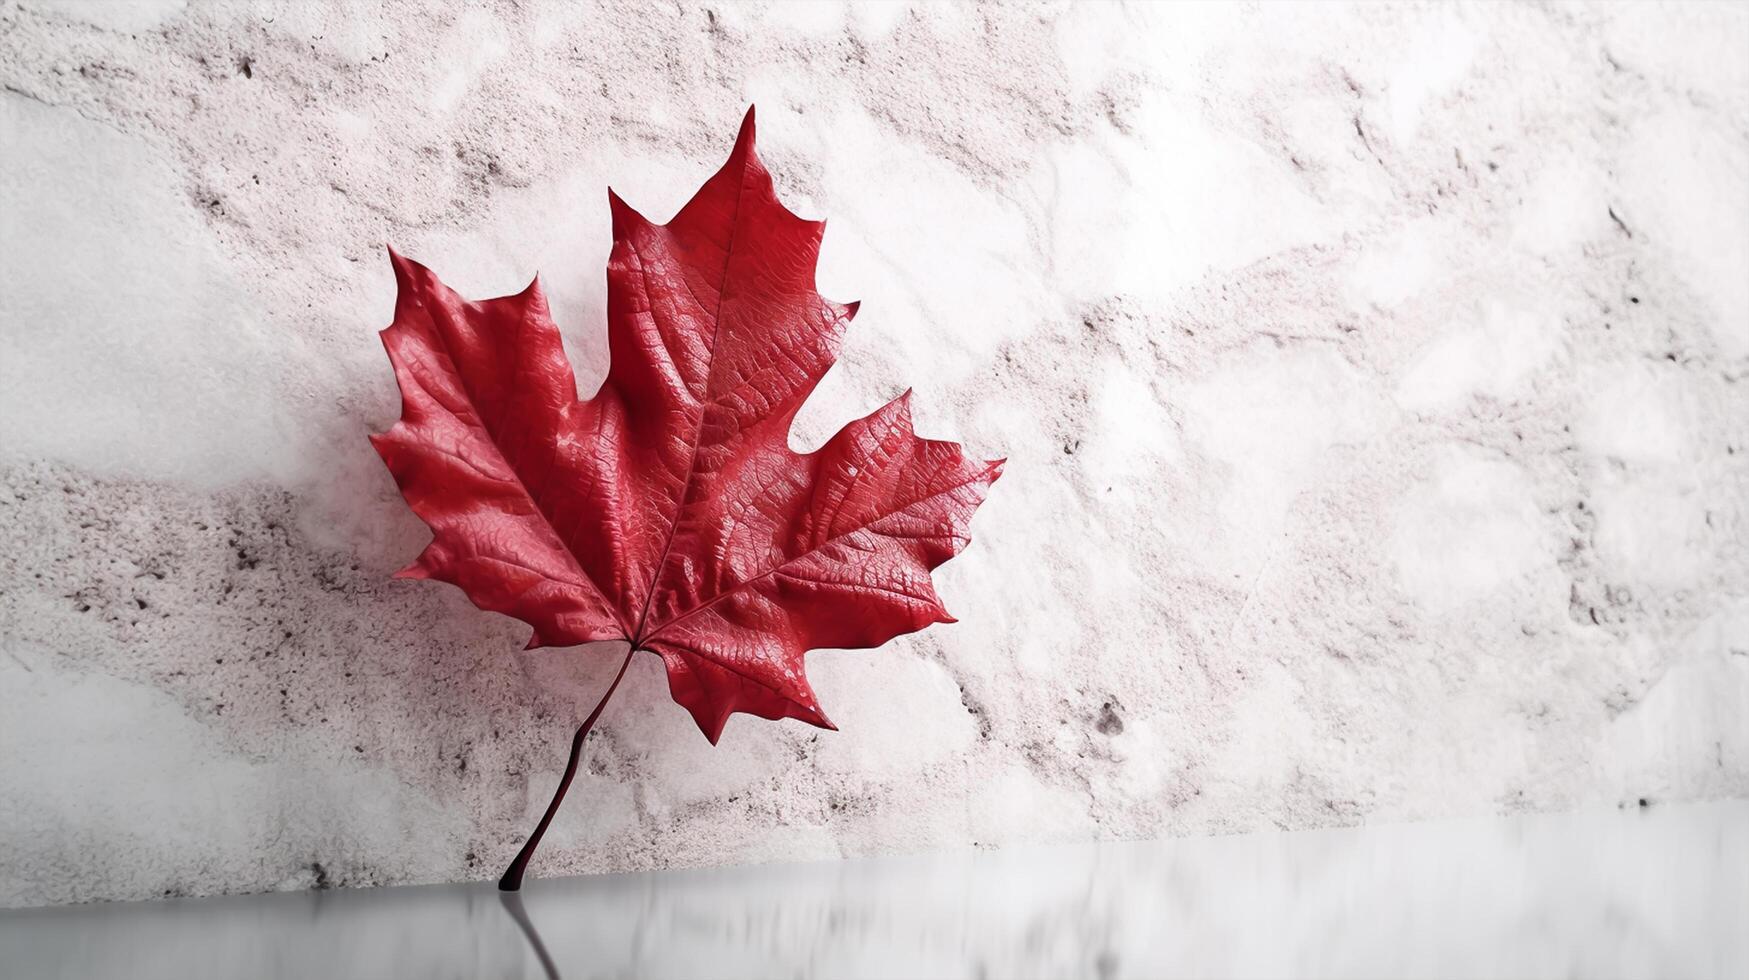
top-left (1, 0), bottom-right (1746, 908)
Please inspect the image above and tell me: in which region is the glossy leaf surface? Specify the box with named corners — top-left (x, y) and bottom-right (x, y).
top-left (372, 109), bottom-right (1001, 742)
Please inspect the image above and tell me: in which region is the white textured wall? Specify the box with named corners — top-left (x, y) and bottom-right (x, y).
top-left (2, 0), bottom-right (1746, 908)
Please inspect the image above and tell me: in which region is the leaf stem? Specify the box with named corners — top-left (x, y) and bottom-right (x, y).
top-left (498, 643), bottom-right (637, 892)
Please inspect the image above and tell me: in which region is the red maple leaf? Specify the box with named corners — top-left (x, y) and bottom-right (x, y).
top-left (370, 108), bottom-right (1001, 888)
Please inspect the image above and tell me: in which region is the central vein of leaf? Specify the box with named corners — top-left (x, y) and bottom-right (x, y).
top-left (628, 164), bottom-right (748, 645)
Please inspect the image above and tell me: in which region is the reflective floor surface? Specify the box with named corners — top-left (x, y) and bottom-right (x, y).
top-left (2, 799), bottom-right (1744, 979)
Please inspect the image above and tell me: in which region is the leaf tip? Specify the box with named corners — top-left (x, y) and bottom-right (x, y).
top-left (607, 188), bottom-right (638, 237)
top-left (895, 388), bottom-right (919, 429)
top-left (724, 105), bottom-right (759, 171)
top-left (385, 244), bottom-right (416, 276)
top-left (385, 247), bottom-right (431, 302)
top-left (368, 430), bottom-right (402, 469)
top-left (797, 692), bottom-right (837, 733)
